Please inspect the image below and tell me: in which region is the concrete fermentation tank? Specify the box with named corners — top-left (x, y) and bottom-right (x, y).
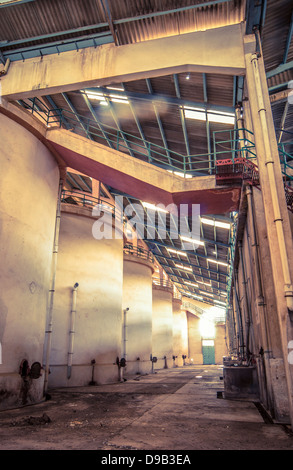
top-left (122, 244), bottom-right (155, 376)
top-left (152, 279), bottom-right (174, 370)
top-left (172, 297), bottom-right (188, 367)
top-left (0, 113), bottom-right (60, 410)
top-left (48, 193), bottom-right (124, 388)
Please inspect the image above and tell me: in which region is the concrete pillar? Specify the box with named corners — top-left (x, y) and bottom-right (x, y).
top-left (215, 324), bottom-right (228, 364)
top-left (122, 246), bottom-right (154, 376)
top-left (244, 34), bottom-right (293, 425)
top-left (187, 313), bottom-right (203, 364)
top-left (172, 298), bottom-right (188, 367)
top-left (0, 113), bottom-right (60, 410)
top-left (152, 282), bottom-right (174, 370)
top-left (48, 202), bottom-right (124, 388)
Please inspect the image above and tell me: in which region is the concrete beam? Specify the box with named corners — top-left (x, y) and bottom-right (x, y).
top-left (46, 127), bottom-right (241, 215)
top-left (1, 23), bottom-right (245, 101)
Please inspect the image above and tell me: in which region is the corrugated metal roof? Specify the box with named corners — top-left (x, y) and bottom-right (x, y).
top-left (261, 0), bottom-right (293, 72)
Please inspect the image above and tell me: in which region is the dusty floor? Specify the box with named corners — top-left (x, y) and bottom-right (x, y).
top-left (0, 364), bottom-right (292, 453)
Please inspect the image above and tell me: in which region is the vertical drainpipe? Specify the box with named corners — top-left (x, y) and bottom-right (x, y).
top-left (67, 283), bottom-right (79, 380)
top-left (123, 308), bottom-right (129, 360)
top-left (43, 179), bottom-right (63, 395)
top-left (251, 52), bottom-right (293, 314)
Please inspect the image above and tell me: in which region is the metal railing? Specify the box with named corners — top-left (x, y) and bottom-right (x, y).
top-left (20, 98), bottom-right (293, 187)
top-left (123, 244), bottom-right (154, 263)
top-left (18, 97), bottom-right (258, 177)
top-left (61, 190), bottom-right (116, 215)
top-left (152, 277), bottom-right (173, 289)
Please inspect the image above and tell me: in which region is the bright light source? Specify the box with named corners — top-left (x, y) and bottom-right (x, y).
top-left (109, 94), bottom-right (129, 104)
top-left (167, 248), bottom-right (188, 257)
top-left (184, 281), bottom-right (199, 287)
top-left (180, 236), bottom-right (205, 246)
top-left (215, 300), bottom-right (226, 306)
top-left (196, 280), bottom-right (212, 286)
top-left (199, 318), bottom-right (215, 339)
top-left (199, 291), bottom-right (214, 297)
top-left (106, 86), bottom-right (125, 91)
top-left (142, 202), bottom-right (169, 213)
top-left (207, 110), bottom-right (235, 125)
top-left (201, 217), bottom-right (231, 229)
top-left (175, 264), bottom-right (193, 272)
top-left (207, 258), bottom-right (229, 267)
top-left (183, 106), bottom-right (235, 125)
top-left (167, 170), bottom-right (193, 179)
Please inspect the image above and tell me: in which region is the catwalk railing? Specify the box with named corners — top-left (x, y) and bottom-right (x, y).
top-left (21, 98), bottom-right (293, 208)
top-left (123, 244), bottom-right (154, 263)
top-left (61, 190), bottom-right (116, 215)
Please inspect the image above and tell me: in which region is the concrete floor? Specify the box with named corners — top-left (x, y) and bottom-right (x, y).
top-left (0, 364), bottom-right (292, 452)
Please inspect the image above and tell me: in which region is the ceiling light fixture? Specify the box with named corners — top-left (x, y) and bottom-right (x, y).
top-left (207, 258), bottom-right (229, 267)
top-left (180, 235), bottom-right (205, 246)
top-left (201, 217), bottom-right (231, 229)
top-left (175, 264), bottom-right (193, 272)
top-left (167, 248), bottom-right (188, 257)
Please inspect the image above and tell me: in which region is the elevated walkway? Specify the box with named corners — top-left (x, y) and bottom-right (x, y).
top-left (2, 98), bottom-right (293, 215)
top-left (46, 126), bottom-right (241, 215)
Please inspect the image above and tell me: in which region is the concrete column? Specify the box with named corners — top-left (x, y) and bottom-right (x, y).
top-left (48, 203), bottom-right (124, 388)
top-left (122, 247), bottom-right (154, 376)
top-left (152, 283), bottom-right (174, 370)
top-left (172, 298), bottom-right (188, 367)
top-left (215, 324), bottom-right (228, 364)
top-left (244, 34), bottom-right (293, 425)
top-left (187, 313), bottom-right (203, 364)
top-left (0, 113), bottom-right (60, 410)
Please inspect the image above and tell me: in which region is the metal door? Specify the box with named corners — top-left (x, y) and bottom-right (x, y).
top-left (202, 340), bottom-right (215, 364)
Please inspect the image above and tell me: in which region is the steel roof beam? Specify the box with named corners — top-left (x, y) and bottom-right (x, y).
top-left (283, 10), bottom-right (293, 65)
top-left (99, 0), bottom-right (120, 46)
top-left (245, 0), bottom-right (267, 34)
top-left (85, 87), bottom-right (235, 115)
top-left (173, 73), bottom-right (191, 167)
top-left (266, 60), bottom-right (293, 79)
top-left (82, 93), bottom-right (114, 149)
top-left (164, 270), bottom-right (227, 287)
top-left (113, 0), bottom-right (234, 24)
top-left (0, 0), bottom-right (35, 7)
top-left (61, 92), bottom-right (93, 140)
top-left (146, 78), bottom-right (172, 165)
top-left (150, 250), bottom-right (229, 277)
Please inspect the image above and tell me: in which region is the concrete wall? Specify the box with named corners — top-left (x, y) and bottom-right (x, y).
top-left (0, 113), bottom-right (60, 409)
top-left (152, 286), bottom-right (174, 370)
top-left (122, 254), bottom-right (154, 376)
top-left (48, 205), bottom-right (124, 388)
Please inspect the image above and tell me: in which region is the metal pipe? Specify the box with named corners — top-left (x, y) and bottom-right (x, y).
top-left (67, 283), bottom-right (79, 379)
top-left (238, 241), bottom-right (253, 362)
top-left (0, 58), bottom-right (10, 76)
top-left (251, 53), bottom-right (293, 314)
top-left (43, 179), bottom-right (63, 394)
top-left (123, 308), bottom-right (129, 360)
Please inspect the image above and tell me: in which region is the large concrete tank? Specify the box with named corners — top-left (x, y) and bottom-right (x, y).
top-left (152, 280), bottom-right (174, 370)
top-left (172, 297), bottom-right (188, 367)
top-left (0, 113), bottom-right (60, 410)
top-left (48, 197), bottom-right (124, 388)
top-left (122, 244), bottom-right (154, 376)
